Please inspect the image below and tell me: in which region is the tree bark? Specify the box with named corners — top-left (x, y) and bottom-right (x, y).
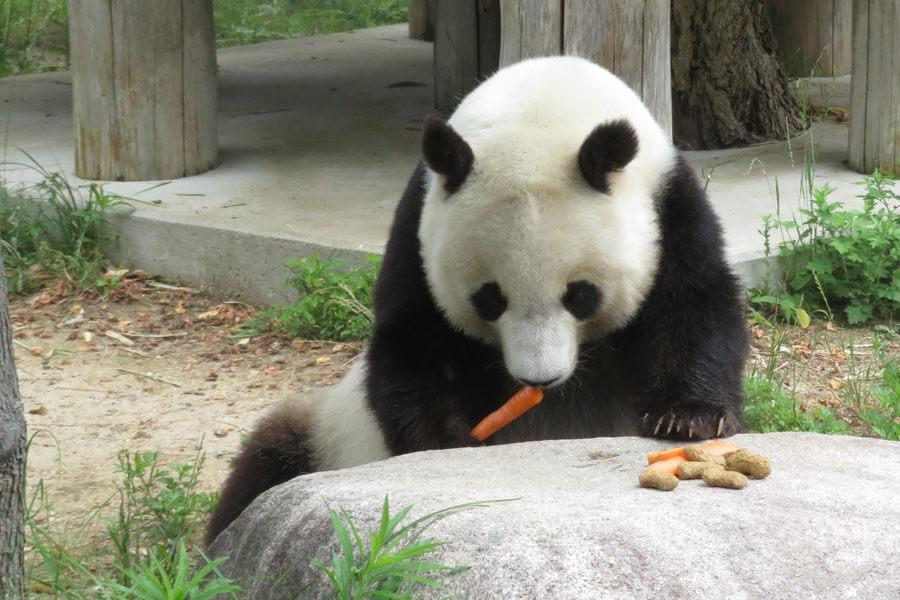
top-left (0, 256), bottom-right (26, 599)
top-left (671, 0), bottom-right (804, 150)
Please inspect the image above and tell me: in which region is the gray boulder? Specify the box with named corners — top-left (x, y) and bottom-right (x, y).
top-left (208, 433), bottom-right (900, 599)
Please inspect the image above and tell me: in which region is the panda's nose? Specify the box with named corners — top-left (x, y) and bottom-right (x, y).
top-left (519, 377), bottom-right (560, 388)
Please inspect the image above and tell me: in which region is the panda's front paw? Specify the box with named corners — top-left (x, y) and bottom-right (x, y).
top-left (640, 404), bottom-right (744, 440)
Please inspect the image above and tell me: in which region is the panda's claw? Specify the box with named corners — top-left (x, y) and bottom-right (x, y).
top-left (687, 421), bottom-right (694, 439)
top-left (717, 415), bottom-right (725, 437)
top-left (666, 414), bottom-right (676, 435)
top-left (653, 415), bottom-right (665, 436)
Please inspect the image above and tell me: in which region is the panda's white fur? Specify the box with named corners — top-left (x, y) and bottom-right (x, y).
top-left (309, 354), bottom-right (390, 470)
top-left (420, 57), bottom-right (674, 385)
top-left (207, 57), bottom-right (750, 546)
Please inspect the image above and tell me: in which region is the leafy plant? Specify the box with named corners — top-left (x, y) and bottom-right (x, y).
top-left (241, 254), bottom-right (380, 341)
top-left (752, 171), bottom-right (899, 325)
top-left (25, 445), bottom-right (234, 597)
top-left (107, 449), bottom-right (217, 582)
top-left (1, 164), bottom-right (126, 293)
top-left (744, 375), bottom-right (848, 434)
top-left (314, 496), bottom-right (504, 599)
top-left (99, 542), bottom-right (240, 600)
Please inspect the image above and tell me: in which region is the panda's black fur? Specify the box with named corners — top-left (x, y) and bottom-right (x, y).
top-left (207, 69), bottom-right (749, 547)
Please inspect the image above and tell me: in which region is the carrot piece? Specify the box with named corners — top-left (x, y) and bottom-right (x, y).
top-left (646, 447), bottom-right (685, 464)
top-left (645, 456), bottom-right (688, 475)
top-left (646, 439), bottom-right (738, 465)
top-left (471, 386), bottom-right (544, 441)
top-left (700, 439), bottom-right (739, 456)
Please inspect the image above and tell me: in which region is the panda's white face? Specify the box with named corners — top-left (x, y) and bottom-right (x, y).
top-left (418, 57), bottom-right (676, 387)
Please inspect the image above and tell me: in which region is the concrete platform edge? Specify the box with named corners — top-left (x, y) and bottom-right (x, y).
top-left (108, 210), bottom-right (779, 307)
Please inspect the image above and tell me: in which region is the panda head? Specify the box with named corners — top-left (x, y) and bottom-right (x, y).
top-left (418, 57), bottom-right (675, 388)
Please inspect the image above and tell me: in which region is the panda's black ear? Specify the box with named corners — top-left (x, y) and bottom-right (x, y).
top-left (422, 115), bottom-right (474, 194)
top-left (577, 119), bottom-right (639, 194)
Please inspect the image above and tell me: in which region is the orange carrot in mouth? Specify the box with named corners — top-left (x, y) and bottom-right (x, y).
top-left (471, 386), bottom-right (544, 441)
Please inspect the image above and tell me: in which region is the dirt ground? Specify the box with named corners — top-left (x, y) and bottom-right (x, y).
top-left (10, 273), bottom-right (359, 534)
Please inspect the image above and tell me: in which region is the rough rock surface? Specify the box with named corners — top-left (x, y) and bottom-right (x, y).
top-left (208, 433), bottom-right (900, 599)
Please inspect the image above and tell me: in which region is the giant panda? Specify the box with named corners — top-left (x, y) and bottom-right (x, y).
top-left (206, 56), bottom-right (749, 545)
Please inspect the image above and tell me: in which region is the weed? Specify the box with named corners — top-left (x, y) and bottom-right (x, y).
top-left (25, 446), bottom-right (233, 597)
top-left (240, 254), bottom-right (380, 341)
top-left (314, 496), bottom-right (504, 599)
top-left (861, 360), bottom-right (900, 440)
top-left (108, 448), bottom-right (217, 582)
top-left (99, 542), bottom-right (240, 600)
top-left (1, 165), bottom-right (126, 293)
top-left (752, 171), bottom-right (899, 325)
top-left (744, 375), bottom-right (848, 434)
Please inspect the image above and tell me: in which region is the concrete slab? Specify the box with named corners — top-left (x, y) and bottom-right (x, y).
top-left (0, 24), bottom-right (867, 305)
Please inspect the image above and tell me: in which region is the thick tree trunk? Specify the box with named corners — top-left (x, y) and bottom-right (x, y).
top-left (671, 0), bottom-right (804, 150)
top-left (0, 257), bottom-right (26, 599)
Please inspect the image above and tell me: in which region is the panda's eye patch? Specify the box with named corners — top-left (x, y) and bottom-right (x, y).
top-left (470, 282), bottom-right (508, 322)
top-left (562, 280), bottom-right (601, 320)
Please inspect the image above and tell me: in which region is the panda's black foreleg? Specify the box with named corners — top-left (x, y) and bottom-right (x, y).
top-left (205, 400), bottom-right (315, 547)
top-left (627, 315), bottom-right (750, 441)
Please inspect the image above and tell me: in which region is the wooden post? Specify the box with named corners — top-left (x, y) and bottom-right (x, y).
top-left (68, 0), bottom-right (218, 181)
top-left (498, 0), bottom-right (562, 66)
top-left (498, 0), bottom-right (671, 138)
top-left (409, 0), bottom-right (433, 41)
top-left (563, 0), bottom-right (671, 138)
top-left (767, 0), bottom-right (852, 77)
top-left (433, 0), bottom-right (500, 112)
top-left (848, 0), bottom-right (900, 174)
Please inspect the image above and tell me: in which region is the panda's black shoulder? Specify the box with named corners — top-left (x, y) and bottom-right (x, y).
top-left (653, 155), bottom-right (730, 266)
top-left (372, 162), bottom-right (442, 331)
top-left (622, 154), bottom-right (747, 338)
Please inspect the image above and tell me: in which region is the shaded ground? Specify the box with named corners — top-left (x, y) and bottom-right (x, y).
top-left (12, 273), bottom-right (360, 534)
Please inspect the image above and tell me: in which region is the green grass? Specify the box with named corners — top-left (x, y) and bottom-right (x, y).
top-left (314, 496), bottom-right (504, 599)
top-left (26, 446), bottom-right (237, 598)
top-left (0, 0), bottom-right (407, 77)
top-left (861, 360), bottom-right (900, 441)
top-left (239, 254), bottom-right (380, 341)
top-left (743, 375), bottom-right (849, 435)
top-left (0, 0), bottom-right (68, 77)
top-left (214, 0), bottom-right (408, 47)
top-left (1, 164), bottom-right (126, 294)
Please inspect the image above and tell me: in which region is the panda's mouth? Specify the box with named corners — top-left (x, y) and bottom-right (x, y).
top-left (515, 376), bottom-right (564, 389)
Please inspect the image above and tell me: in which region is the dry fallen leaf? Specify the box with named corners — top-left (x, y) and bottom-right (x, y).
top-left (214, 426), bottom-right (234, 438)
top-left (315, 356), bottom-right (333, 366)
top-left (828, 378), bottom-right (845, 391)
top-left (29, 406), bottom-right (49, 416)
